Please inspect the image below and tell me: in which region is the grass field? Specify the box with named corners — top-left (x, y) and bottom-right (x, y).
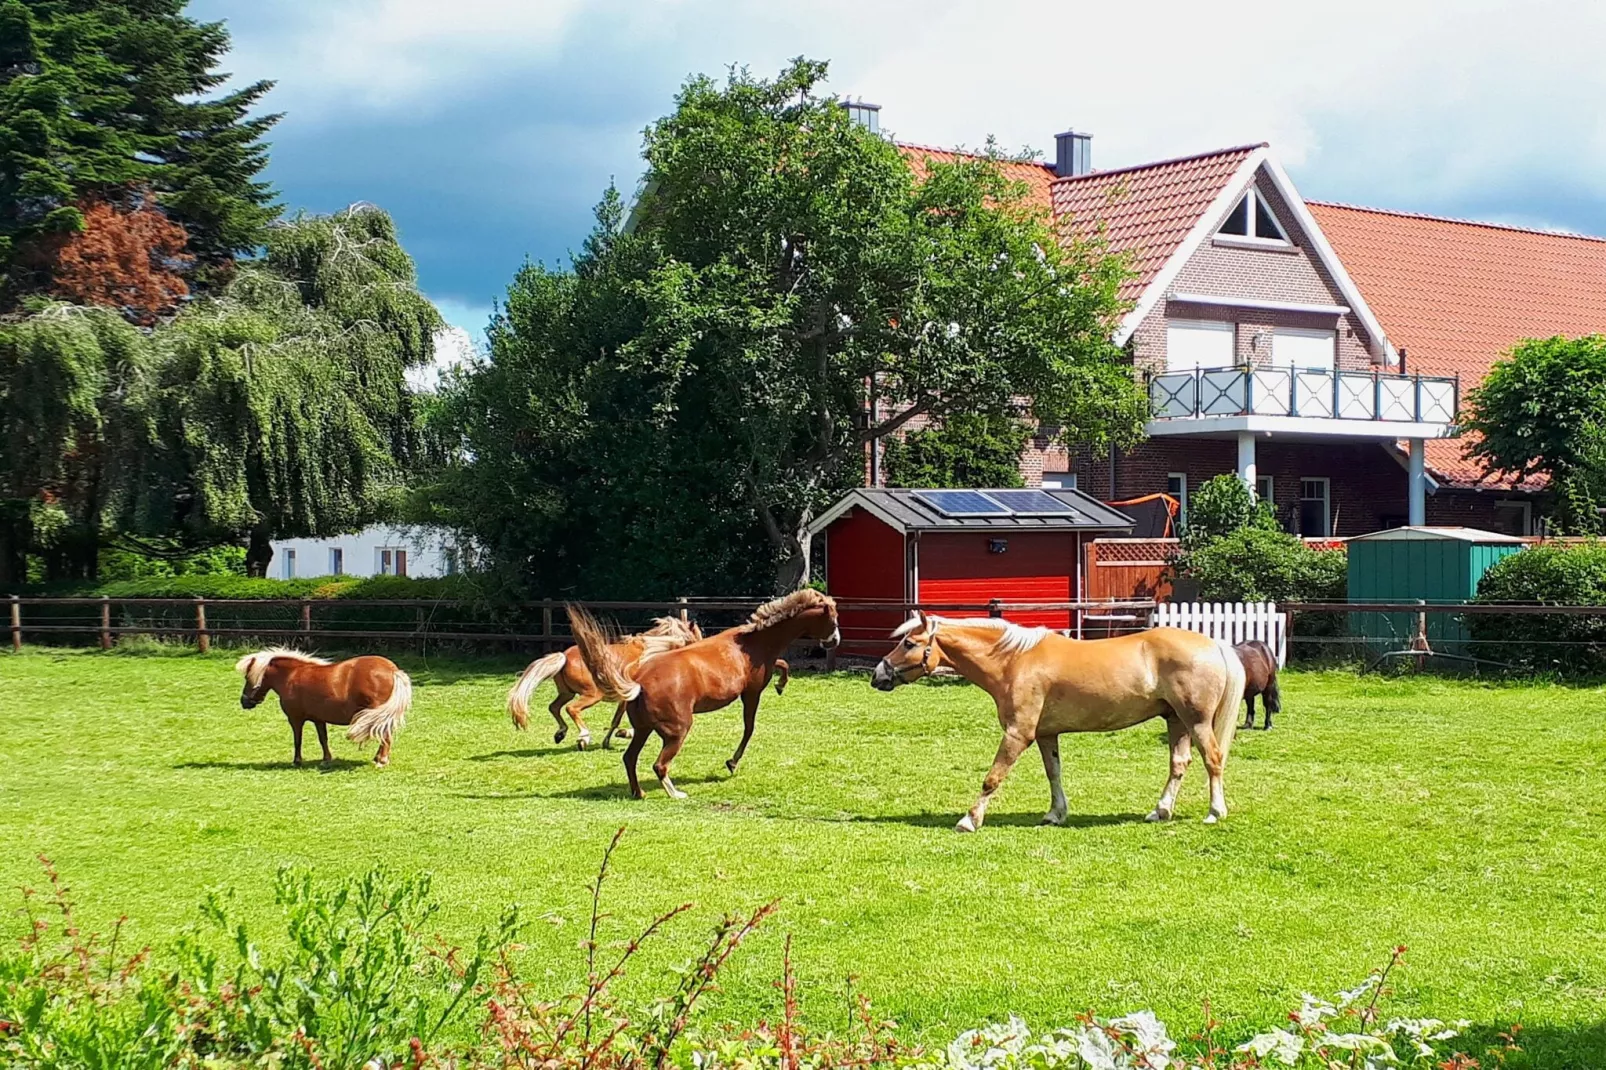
top-left (2, 648), bottom-right (1605, 1064)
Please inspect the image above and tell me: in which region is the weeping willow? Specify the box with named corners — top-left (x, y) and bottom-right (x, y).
top-left (0, 205), bottom-right (442, 581)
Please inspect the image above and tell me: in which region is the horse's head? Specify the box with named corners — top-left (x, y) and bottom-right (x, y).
top-left (235, 652), bottom-right (275, 708)
top-left (871, 613), bottom-right (941, 690)
top-left (802, 594), bottom-right (840, 650)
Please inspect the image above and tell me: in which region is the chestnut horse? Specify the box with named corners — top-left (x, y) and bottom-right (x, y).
top-left (236, 649), bottom-right (413, 768)
top-left (506, 616), bottom-right (702, 749)
top-left (569, 590), bottom-right (839, 799)
top-left (870, 615), bottom-right (1245, 830)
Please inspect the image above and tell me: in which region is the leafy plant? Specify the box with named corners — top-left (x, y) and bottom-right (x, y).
top-left (883, 414), bottom-right (1031, 490)
top-left (1469, 540), bottom-right (1606, 671)
top-left (1180, 475), bottom-right (1279, 550)
top-left (1179, 527), bottom-right (1346, 604)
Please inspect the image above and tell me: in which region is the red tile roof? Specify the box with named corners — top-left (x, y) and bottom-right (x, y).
top-left (896, 142), bottom-right (1058, 213)
top-left (1310, 202), bottom-right (1606, 488)
top-left (1050, 145), bottom-right (1263, 304)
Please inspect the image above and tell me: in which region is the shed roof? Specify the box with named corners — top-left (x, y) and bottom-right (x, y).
top-left (807, 487), bottom-right (1135, 537)
top-left (1347, 526), bottom-right (1526, 544)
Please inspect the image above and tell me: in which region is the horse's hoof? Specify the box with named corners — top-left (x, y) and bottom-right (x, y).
top-left (1145, 808), bottom-right (1172, 823)
top-left (955, 814), bottom-right (977, 833)
top-left (614, 727), bottom-right (634, 740)
top-left (725, 759), bottom-right (738, 774)
top-left (1203, 811), bottom-right (1222, 825)
top-left (553, 729), bottom-right (567, 744)
top-left (1040, 811), bottom-right (1067, 827)
top-left (576, 735), bottom-right (591, 751)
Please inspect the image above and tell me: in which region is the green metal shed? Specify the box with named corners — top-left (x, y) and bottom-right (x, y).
top-left (1347, 526), bottom-right (1526, 654)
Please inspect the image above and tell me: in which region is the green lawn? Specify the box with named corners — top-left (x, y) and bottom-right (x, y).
top-left (2, 649), bottom-right (1605, 1064)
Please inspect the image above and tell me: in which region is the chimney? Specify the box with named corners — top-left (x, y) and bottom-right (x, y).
top-left (843, 100), bottom-right (881, 134)
top-left (1055, 129), bottom-right (1092, 177)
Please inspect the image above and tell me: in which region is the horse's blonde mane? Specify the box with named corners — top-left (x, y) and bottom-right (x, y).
top-left (234, 647), bottom-right (331, 687)
top-left (890, 615), bottom-right (1049, 654)
top-left (741, 589), bottom-right (833, 632)
top-left (637, 616), bottom-right (696, 640)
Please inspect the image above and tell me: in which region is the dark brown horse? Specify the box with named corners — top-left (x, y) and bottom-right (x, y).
top-left (570, 590), bottom-right (839, 799)
top-left (1234, 640), bottom-right (1282, 730)
top-left (235, 648), bottom-right (413, 767)
top-left (506, 616), bottom-right (702, 749)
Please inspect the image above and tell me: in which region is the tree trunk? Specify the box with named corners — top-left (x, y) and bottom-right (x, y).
top-left (245, 526), bottom-right (274, 578)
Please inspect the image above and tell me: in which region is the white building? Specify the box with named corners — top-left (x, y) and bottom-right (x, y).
top-left (269, 525), bottom-right (466, 580)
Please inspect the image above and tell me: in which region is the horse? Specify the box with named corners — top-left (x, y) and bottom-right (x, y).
top-left (600, 657), bottom-right (790, 751)
top-left (869, 615), bottom-right (1245, 831)
top-left (506, 616), bottom-right (702, 749)
top-left (235, 649), bottom-right (413, 768)
top-left (569, 590), bottom-right (839, 799)
top-left (1234, 639), bottom-right (1282, 730)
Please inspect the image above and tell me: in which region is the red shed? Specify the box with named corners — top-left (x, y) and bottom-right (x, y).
top-left (805, 488), bottom-right (1135, 656)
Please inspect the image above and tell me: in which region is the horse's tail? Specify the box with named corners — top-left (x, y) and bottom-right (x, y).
top-left (1262, 662), bottom-right (1282, 714)
top-left (348, 668), bottom-right (412, 744)
top-left (1212, 639), bottom-right (1246, 763)
top-left (507, 651), bottom-right (566, 730)
top-left (568, 604), bottom-right (640, 702)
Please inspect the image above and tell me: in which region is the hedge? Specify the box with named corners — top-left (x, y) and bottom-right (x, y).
top-left (1470, 540), bottom-right (1606, 672)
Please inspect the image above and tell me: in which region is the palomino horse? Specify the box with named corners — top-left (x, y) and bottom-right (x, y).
top-left (569, 590), bottom-right (839, 799)
top-left (506, 616), bottom-right (702, 749)
top-left (1234, 639), bottom-right (1282, 730)
top-left (235, 649), bottom-right (413, 768)
top-left (870, 615), bottom-right (1245, 830)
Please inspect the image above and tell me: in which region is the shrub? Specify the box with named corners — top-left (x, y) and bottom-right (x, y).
top-left (1180, 474), bottom-right (1278, 550)
top-left (1180, 527), bottom-right (1347, 604)
top-left (1469, 541), bottom-right (1606, 671)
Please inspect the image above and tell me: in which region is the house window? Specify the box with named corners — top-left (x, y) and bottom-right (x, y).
top-left (1255, 475), bottom-right (1274, 505)
top-left (282, 549), bottom-right (296, 580)
top-left (1217, 189), bottom-right (1289, 243)
top-left (1165, 319), bottom-right (1235, 371)
top-left (1167, 473), bottom-right (1188, 526)
top-left (1299, 478), bottom-right (1331, 537)
top-left (443, 547), bottom-right (460, 576)
top-left (1493, 501), bottom-right (1532, 537)
top-left (1271, 328), bottom-right (1336, 371)
top-left (328, 548), bottom-right (344, 576)
top-left (378, 548), bottom-right (408, 577)
top-left (1041, 471), bottom-right (1076, 490)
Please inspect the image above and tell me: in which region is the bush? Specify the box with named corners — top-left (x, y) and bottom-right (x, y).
top-left (1181, 474), bottom-right (1279, 549)
top-left (1470, 541), bottom-right (1606, 671)
top-left (1180, 527), bottom-right (1347, 603)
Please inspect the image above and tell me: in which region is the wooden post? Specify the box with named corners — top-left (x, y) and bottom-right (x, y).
top-left (195, 597), bottom-right (209, 654)
top-left (677, 596), bottom-right (689, 623)
top-left (988, 598), bottom-right (1004, 619)
top-left (542, 604), bottom-right (554, 652)
top-left (100, 596), bottom-right (112, 650)
top-left (300, 598), bottom-right (312, 635)
top-left (9, 595), bottom-right (19, 652)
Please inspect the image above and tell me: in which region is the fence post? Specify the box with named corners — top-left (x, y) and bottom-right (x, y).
top-left (542, 603), bottom-right (554, 652)
top-left (988, 598), bottom-right (1003, 619)
top-left (677, 596), bottom-right (689, 623)
top-left (9, 595), bottom-right (19, 652)
top-left (300, 597), bottom-right (312, 636)
top-left (195, 597), bottom-right (209, 654)
top-left (100, 596), bottom-right (112, 651)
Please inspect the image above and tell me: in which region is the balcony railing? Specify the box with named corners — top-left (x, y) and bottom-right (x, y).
top-left (1149, 365), bottom-right (1458, 424)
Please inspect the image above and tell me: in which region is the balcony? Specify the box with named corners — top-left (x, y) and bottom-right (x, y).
top-left (1147, 365), bottom-right (1458, 437)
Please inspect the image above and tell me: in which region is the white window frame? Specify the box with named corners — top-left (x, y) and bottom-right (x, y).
top-left (282, 548), bottom-right (296, 580)
top-left (1256, 475), bottom-right (1274, 505)
top-left (1041, 470), bottom-right (1076, 490)
top-left (1494, 500), bottom-right (1533, 536)
top-left (377, 547), bottom-right (408, 577)
top-left (1299, 477), bottom-right (1331, 538)
top-left (1216, 188), bottom-right (1290, 245)
top-left (328, 547), bottom-right (344, 576)
top-left (1165, 318), bottom-right (1236, 371)
top-left (1167, 473), bottom-right (1189, 526)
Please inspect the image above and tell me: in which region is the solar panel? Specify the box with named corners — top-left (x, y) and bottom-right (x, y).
top-left (986, 489), bottom-right (1082, 517)
top-left (913, 490), bottom-right (1010, 517)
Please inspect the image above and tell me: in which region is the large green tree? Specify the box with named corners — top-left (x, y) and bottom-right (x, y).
top-left (433, 59), bottom-right (1145, 594)
top-left (0, 206), bottom-right (441, 581)
top-left (0, 0), bottom-right (277, 307)
top-left (1462, 335), bottom-right (1606, 533)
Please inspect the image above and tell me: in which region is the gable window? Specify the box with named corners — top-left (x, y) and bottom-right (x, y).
top-left (1166, 319), bottom-right (1235, 371)
top-left (1217, 189), bottom-right (1289, 244)
top-left (1299, 478), bottom-right (1331, 538)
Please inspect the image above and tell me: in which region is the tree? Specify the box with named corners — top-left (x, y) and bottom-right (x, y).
top-left (0, 0), bottom-right (278, 309)
top-left (882, 413), bottom-right (1031, 489)
top-left (435, 59), bottom-right (1145, 594)
top-left (1462, 335), bottom-right (1606, 533)
top-left (42, 194), bottom-right (193, 323)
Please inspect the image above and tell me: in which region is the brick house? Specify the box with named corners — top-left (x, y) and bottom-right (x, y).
top-left (891, 126), bottom-right (1606, 537)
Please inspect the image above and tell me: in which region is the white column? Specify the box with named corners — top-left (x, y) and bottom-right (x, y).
top-left (1237, 432), bottom-right (1258, 494)
top-left (1408, 438), bottom-right (1426, 526)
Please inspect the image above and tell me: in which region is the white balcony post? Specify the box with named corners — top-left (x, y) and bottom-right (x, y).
top-left (1408, 438), bottom-right (1426, 525)
top-left (1237, 432), bottom-right (1257, 493)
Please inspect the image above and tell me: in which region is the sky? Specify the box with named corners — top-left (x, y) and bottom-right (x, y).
top-left (192, 0), bottom-right (1606, 349)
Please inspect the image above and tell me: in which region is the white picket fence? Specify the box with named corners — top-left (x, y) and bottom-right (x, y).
top-left (1151, 601), bottom-right (1287, 666)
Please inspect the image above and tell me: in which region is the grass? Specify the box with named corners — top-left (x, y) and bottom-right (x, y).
top-left (2, 648), bottom-right (1605, 1064)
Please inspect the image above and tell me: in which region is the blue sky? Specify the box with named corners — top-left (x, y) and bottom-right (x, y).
top-left (193, 0), bottom-right (1606, 345)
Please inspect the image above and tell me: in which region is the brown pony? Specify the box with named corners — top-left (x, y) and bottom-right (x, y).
top-left (1234, 639), bottom-right (1282, 730)
top-left (506, 616), bottom-right (702, 749)
top-left (871, 615), bottom-right (1244, 830)
top-left (570, 590), bottom-right (839, 799)
top-left (235, 648), bottom-right (413, 768)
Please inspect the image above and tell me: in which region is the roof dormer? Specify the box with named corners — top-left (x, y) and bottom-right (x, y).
top-left (1217, 188), bottom-right (1289, 245)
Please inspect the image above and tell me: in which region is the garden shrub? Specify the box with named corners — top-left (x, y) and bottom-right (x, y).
top-left (1180, 474), bottom-right (1279, 550)
top-left (1469, 540), bottom-right (1606, 671)
top-left (1180, 527), bottom-right (1347, 603)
